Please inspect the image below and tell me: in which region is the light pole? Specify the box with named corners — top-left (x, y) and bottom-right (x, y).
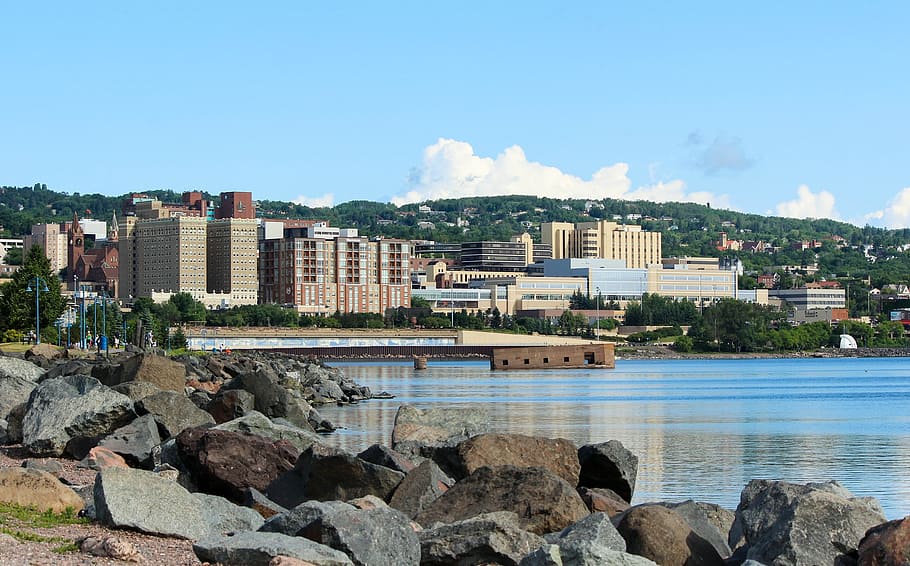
top-left (25, 276), bottom-right (50, 344)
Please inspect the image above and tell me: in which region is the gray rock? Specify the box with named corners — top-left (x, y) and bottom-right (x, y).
top-left (0, 356), bottom-right (45, 383)
top-left (0, 371), bottom-right (37, 421)
top-left (98, 413), bottom-right (162, 468)
top-left (578, 440), bottom-right (638, 503)
top-left (135, 390), bottom-right (215, 439)
top-left (266, 444), bottom-right (404, 508)
top-left (194, 492), bottom-right (265, 534)
top-left (260, 500), bottom-right (355, 536)
top-left (731, 479), bottom-right (886, 566)
top-left (94, 466), bottom-right (211, 539)
top-left (42, 359), bottom-right (93, 381)
top-left (3, 403), bottom-right (26, 444)
top-left (21, 459), bottom-right (64, 475)
top-left (309, 505), bottom-right (420, 566)
top-left (22, 375), bottom-right (135, 457)
top-left (193, 531), bottom-right (353, 565)
top-left (519, 544), bottom-right (564, 566)
top-left (556, 512), bottom-right (627, 562)
top-left (234, 367), bottom-right (313, 428)
top-left (152, 438), bottom-right (197, 491)
top-left (389, 459), bottom-right (453, 519)
top-left (0, 418), bottom-right (8, 445)
top-left (213, 410), bottom-right (321, 452)
top-left (391, 404), bottom-right (490, 458)
top-left (420, 511), bottom-right (545, 566)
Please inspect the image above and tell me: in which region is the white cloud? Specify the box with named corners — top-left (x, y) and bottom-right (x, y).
top-left (292, 193), bottom-right (335, 208)
top-left (393, 138), bottom-right (727, 207)
top-left (695, 136), bottom-right (754, 174)
top-left (774, 185), bottom-right (839, 220)
top-left (864, 187), bottom-right (910, 228)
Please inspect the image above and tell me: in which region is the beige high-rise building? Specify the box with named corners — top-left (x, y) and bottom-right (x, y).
top-left (207, 218), bottom-right (258, 304)
top-left (24, 223), bottom-right (68, 273)
top-left (540, 220), bottom-right (661, 268)
top-left (132, 216), bottom-right (208, 299)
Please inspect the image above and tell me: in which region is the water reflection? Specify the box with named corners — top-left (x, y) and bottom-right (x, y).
top-left (318, 358), bottom-right (910, 518)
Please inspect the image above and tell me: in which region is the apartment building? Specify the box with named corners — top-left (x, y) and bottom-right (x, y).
top-left (259, 222), bottom-right (410, 315)
top-left (540, 220), bottom-right (661, 268)
top-left (119, 192), bottom-right (259, 306)
top-left (24, 223), bottom-right (68, 273)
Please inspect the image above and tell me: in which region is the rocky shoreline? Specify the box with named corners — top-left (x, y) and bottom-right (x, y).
top-left (0, 345), bottom-right (906, 565)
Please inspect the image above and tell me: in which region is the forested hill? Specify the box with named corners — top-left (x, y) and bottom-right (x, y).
top-left (4, 184), bottom-right (910, 286)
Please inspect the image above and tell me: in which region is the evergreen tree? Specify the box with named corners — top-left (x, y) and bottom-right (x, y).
top-left (0, 245), bottom-right (66, 340)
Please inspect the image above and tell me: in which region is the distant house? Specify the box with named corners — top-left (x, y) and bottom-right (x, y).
top-left (757, 273), bottom-right (779, 289)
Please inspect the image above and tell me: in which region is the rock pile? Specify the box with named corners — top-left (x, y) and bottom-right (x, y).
top-left (0, 348), bottom-right (906, 565)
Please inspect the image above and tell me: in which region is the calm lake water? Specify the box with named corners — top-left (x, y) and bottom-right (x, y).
top-left (317, 357), bottom-right (910, 519)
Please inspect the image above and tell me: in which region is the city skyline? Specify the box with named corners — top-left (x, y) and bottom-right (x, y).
top-left (2, 3), bottom-right (908, 227)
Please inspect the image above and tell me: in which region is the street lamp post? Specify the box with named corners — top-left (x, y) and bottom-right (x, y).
top-left (25, 276), bottom-right (50, 344)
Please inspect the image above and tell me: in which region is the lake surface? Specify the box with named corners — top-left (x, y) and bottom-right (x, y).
top-left (317, 357), bottom-right (910, 519)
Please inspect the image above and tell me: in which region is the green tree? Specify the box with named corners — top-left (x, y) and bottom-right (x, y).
top-left (0, 245), bottom-right (66, 341)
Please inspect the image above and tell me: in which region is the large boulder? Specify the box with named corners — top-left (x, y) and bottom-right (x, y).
top-left (0, 365), bottom-right (39, 421)
top-left (193, 531), bottom-right (353, 566)
top-left (233, 367), bottom-right (313, 428)
top-left (450, 433), bottom-right (580, 484)
top-left (266, 444), bottom-right (405, 508)
top-left (390, 404), bottom-right (489, 458)
top-left (106, 353), bottom-right (187, 391)
top-left (300, 505), bottom-right (420, 566)
top-left (94, 466), bottom-right (259, 540)
top-left (731, 480), bottom-right (887, 566)
top-left (98, 413), bottom-right (161, 468)
top-left (415, 465), bottom-right (589, 535)
top-left (134, 390), bottom-right (215, 439)
top-left (389, 459), bottom-right (454, 519)
top-left (213, 411), bottom-right (323, 453)
top-left (0, 355), bottom-right (45, 382)
top-left (176, 427), bottom-right (299, 503)
top-left (420, 511), bottom-right (545, 566)
top-left (22, 375), bottom-right (135, 457)
top-left (578, 440), bottom-right (639, 503)
top-left (858, 516), bottom-right (910, 566)
top-left (616, 505), bottom-right (723, 566)
top-left (0, 468), bottom-right (84, 514)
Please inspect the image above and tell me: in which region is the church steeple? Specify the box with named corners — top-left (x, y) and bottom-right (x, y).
top-left (108, 211), bottom-right (119, 243)
top-left (68, 211), bottom-right (84, 279)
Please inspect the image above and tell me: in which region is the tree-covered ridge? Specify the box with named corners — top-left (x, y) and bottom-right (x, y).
top-left (5, 184), bottom-right (910, 286)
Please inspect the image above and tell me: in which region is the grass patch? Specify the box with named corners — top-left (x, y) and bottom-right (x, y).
top-left (0, 342), bottom-right (31, 353)
top-left (0, 503), bottom-right (87, 552)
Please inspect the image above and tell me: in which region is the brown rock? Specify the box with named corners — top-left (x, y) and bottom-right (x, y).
top-left (186, 378), bottom-right (221, 395)
top-left (579, 486), bottom-right (630, 516)
top-left (26, 343), bottom-right (62, 361)
top-left (453, 433), bottom-right (580, 484)
top-left (80, 446), bottom-right (130, 471)
top-left (79, 536), bottom-right (142, 562)
top-left (617, 505), bottom-right (723, 566)
top-left (176, 427), bottom-right (299, 503)
top-left (108, 353), bottom-right (187, 391)
top-left (858, 516), bottom-right (910, 566)
top-left (208, 389), bottom-right (255, 424)
top-left (415, 465), bottom-right (588, 535)
top-left (0, 468), bottom-right (85, 514)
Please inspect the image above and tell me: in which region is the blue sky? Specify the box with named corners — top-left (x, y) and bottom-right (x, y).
top-left (2, 2), bottom-right (909, 226)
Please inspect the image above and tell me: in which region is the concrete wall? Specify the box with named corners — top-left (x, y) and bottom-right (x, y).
top-left (491, 343), bottom-right (615, 370)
